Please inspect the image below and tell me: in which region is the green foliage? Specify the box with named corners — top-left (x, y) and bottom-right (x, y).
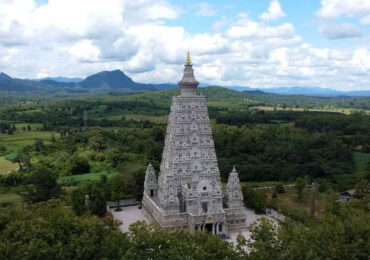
top-left (70, 181), bottom-right (109, 216)
top-left (275, 184), bottom-right (285, 194)
top-left (24, 164), bottom-right (62, 204)
top-left (214, 124), bottom-right (355, 183)
top-left (65, 154), bottom-right (90, 175)
top-left (110, 174), bottom-right (125, 209)
top-left (295, 177), bottom-right (306, 200)
top-left (0, 202), bottom-right (243, 259)
top-left (354, 179), bottom-right (370, 199)
top-left (248, 201), bottom-right (370, 259)
top-left (5, 151), bottom-right (30, 170)
top-left (243, 187), bottom-right (267, 213)
top-left (0, 201), bottom-right (129, 259)
top-left (126, 221), bottom-right (243, 259)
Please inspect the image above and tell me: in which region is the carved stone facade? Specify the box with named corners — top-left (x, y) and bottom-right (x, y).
top-left (142, 53), bottom-right (246, 234)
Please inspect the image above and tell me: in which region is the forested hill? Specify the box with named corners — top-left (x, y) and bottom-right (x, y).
top-left (2, 70), bottom-right (370, 98)
top-left (0, 70), bottom-right (176, 94)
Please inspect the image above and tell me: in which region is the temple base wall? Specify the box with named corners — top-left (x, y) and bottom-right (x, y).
top-left (142, 195), bottom-right (247, 235)
top-left (225, 207), bottom-right (247, 231)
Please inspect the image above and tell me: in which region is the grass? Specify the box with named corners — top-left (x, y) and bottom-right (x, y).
top-left (14, 123), bottom-right (43, 130)
top-left (0, 193), bottom-right (23, 208)
top-left (58, 170), bottom-right (119, 184)
top-left (268, 189), bottom-right (327, 219)
top-left (241, 181), bottom-right (288, 189)
top-left (0, 156), bottom-right (17, 175)
top-left (0, 129), bottom-right (59, 150)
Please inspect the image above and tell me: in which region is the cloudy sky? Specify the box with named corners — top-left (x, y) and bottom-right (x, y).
top-left (0, 0), bottom-right (370, 90)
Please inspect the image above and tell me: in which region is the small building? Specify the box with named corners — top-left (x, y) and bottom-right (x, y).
top-left (339, 189), bottom-right (355, 202)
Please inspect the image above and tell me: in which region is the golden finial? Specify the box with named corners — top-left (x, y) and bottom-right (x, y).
top-left (186, 51), bottom-right (191, 65)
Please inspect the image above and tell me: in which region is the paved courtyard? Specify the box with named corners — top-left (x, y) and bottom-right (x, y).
top-left (111, 205), bottom-right (276, 247)
top-left (110, 205), bottom-right (150, 232)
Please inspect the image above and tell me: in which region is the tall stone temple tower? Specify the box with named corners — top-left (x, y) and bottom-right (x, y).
top-left (142, 52), bottom-right (246, 235)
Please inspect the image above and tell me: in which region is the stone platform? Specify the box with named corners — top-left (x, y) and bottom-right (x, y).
top-left (111, 206), bottom-right (276, 246)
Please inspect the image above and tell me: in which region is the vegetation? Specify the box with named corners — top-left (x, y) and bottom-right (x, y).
top-left (247, 198), bottom-right (370, 259)
top-left (0, 86), bottom-right (369, 258)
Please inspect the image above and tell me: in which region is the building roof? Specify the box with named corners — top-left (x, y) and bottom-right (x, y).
top-left (340, 189), bottom-right (355, 196)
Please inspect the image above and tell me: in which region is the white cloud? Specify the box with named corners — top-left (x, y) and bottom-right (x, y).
top-left (260, 0), bottom-right (286, 21)
top-left (317, 0), bottom-right (370, 23)
top-left (351, 48), bottom-right (370, 71)
top-left (69, 40), bottom-right (101, 63)
top-left (226, 14), bottom-right (296, 43)
top-left (0, 0), bottom-right (369, 91)
top-left (320, 23), bottom-right (363, 39)
top-left (194, 3), bottom-right (217, 17)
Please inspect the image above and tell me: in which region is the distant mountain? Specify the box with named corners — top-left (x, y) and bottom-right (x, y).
top-left (79, 70), bottom-right (176, 91)
top-left (0, 72), bottom-right (12, 80)
top-left (39, 79), bottom-right (78, 88)
top-left (39, 76), bottom-right (83, 83)
top-left (0, 72), bottom-right (47, 93)
top-left (79, 70), bottom-right (137, 89)
top-left (225, 86), bottom-right (370, 97)
top-left (0, 70), bottom-right (177, 94)
top-left (1, 70), bottom-right (369, 97)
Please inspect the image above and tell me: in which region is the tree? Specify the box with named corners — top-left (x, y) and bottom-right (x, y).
top-left (354, 179), bottom-right (370, 199)
top-left (247, 202), bottom-right (370, 259)
top-left (126, 221), bottom-right (243, 259)
top-left (310, 182), bottom-right (318, 217)
top-left (244, 188), bottom-right (267, 213)
top-left (66, 154), bottom-right (90, 175)
top-left (0, 201), bottom-right (129, 259)
top-left (24, 164), bottom-right (62, 204)
top-left (70, 182), bottom-right (108, 217)
top-left (110, 174), bottom-right (125, 210)
top-left (275, 184), bottom-right (285, 194)
top-left (295, 177), bottom-right (306, 200)
top-left (6, 151), bottom-right (30, 170)
top-left (33, 138), bottom-right (45, 152)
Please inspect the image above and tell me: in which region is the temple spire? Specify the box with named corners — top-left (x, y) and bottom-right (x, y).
top-left (186, 51), bottom-right (192, 65)
top-left (178, 51), bottom-right (199, 96)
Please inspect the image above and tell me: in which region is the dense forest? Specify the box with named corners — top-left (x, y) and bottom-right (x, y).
top-left (1, 87), bottom-right (368, 189)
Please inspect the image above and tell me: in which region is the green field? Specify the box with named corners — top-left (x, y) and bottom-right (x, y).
top-left (14, 123), bottom-right (43, 130)
top-left (0, 129), bottom-right (59, 150)
top-left (0, 156), bottom-right (17, 175)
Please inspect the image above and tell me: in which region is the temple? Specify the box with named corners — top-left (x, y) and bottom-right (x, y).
top-left (142, 52), bottom-right (246, 234)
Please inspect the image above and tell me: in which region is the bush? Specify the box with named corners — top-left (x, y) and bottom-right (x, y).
top-left (70, 181), bottom-right (109, 217)
top-left (275, 184), bottom-right (285, 194)
top-left (243, 187), bottom-right (267, 214)
top-left (66, 155), bottom-right (90, 175)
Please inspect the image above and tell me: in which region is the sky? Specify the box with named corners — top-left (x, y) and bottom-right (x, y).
top-left (0, 0), bottom-right (370, 90)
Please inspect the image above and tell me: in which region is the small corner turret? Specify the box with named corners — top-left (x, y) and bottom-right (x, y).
top-left (225, 166), bottom-right (244, 208)
top-left (144, 163), bottom-right (157, 198)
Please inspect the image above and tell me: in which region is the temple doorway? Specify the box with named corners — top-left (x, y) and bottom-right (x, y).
top-left (205, 223), bottom-right (213, 233)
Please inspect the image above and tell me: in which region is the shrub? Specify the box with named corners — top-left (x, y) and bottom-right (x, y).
top-left (275, 184), bottom-right (285, 194)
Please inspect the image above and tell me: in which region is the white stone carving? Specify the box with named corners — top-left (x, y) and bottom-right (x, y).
top-left (142, 55), bottom-right (246, 235)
